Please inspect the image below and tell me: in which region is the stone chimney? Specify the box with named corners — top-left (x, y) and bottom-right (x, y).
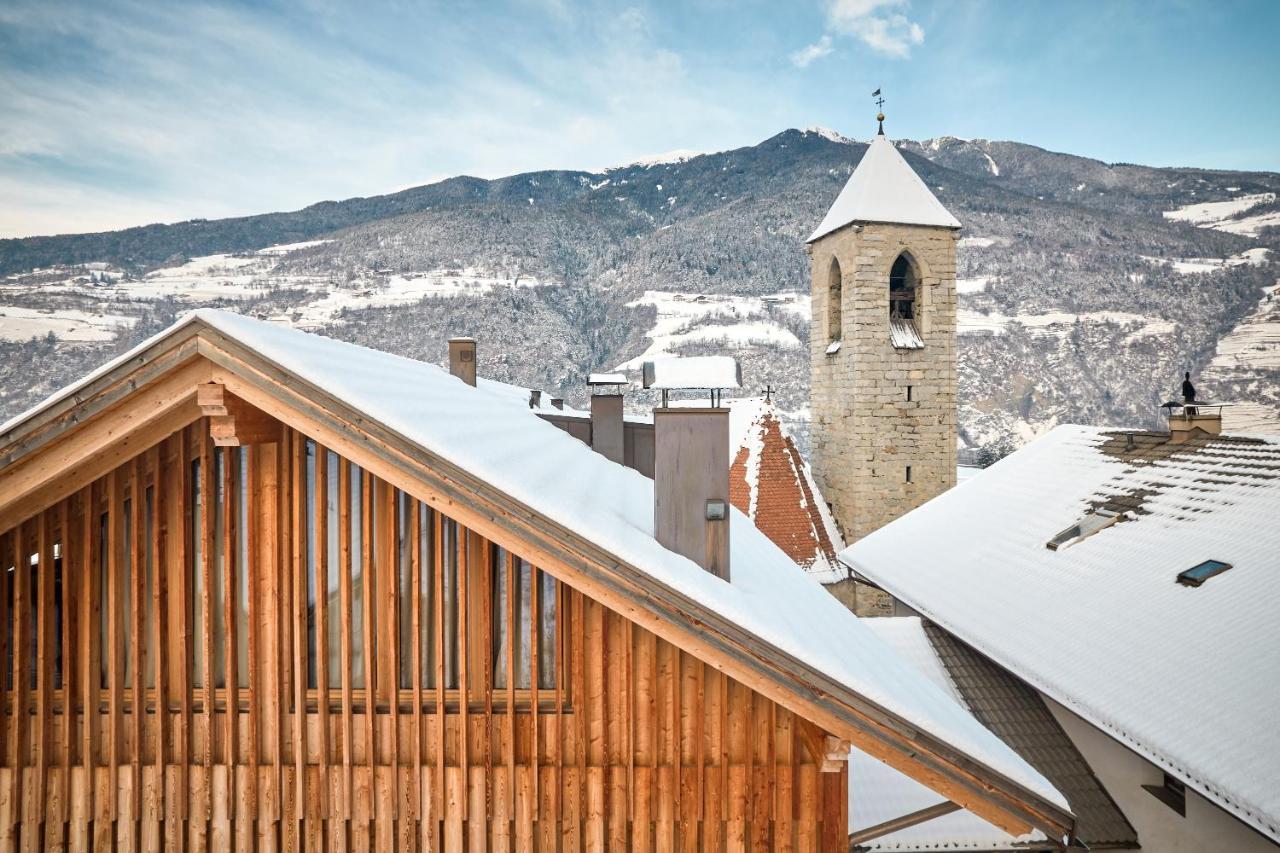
top-left (587, 373), bottom-right (627, 465)
top-left (643, 357), bottom-right (740, 581)
top-left (448, 337), bottom-right (476, 386)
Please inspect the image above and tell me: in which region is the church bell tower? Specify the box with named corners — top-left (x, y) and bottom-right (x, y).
top-left (808, 115), bottom-right (960, 547)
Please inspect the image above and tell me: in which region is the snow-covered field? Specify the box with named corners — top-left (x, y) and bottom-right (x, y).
top-left (1203, 280), bottom-right (1280, 435)
top-left (957, 309), bottom-right (1174, 340)
top-left (615, 290), bottom-right (806, 370)
top-left (1164, 192), bottom-right (1280, 236)
top-left (285, 270), bottom-right (545, 329)
top-left (1142, 248), bottom-right (1270, 275)
top-left (955, 276), bottom-right (991, 294)
top-left (1209, 283), bottom-right (1280, 372)
top-left (0, 306), bottom-right (137, 342)
top-left (0, 242), bottom-right (549, 343)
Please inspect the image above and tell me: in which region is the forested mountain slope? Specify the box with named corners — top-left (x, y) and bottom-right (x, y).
top-left (3, 129), bottom-right (1277, 458)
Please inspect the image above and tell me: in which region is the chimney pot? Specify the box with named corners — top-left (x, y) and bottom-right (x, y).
top-left (448, 337), bottom-right (477, 386)
top-left (654, 406), bottom-right (730, 580)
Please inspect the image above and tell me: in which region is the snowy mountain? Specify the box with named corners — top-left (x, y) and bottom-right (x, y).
top-left (2, 128), bottom-right (1278, 459)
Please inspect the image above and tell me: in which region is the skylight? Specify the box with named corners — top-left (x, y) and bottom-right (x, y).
top-left (1177, 560), bottom-right (1233, 587)
top-left (1046, 509), bottom-right (1120, 551)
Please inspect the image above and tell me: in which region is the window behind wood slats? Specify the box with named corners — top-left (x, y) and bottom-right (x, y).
top-left (492, 547), bottom-right (557, 690)
top-left (1, 428), bottom-right (559, 710)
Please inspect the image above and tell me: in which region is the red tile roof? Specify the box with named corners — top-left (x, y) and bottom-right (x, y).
top-left (729, 400), bottom-right (846, 581)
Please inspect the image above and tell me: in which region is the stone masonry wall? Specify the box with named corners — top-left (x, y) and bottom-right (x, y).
top-left (809, 221), bottom-right (958, 549)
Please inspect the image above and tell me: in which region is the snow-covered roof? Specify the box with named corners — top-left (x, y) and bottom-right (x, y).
top-left (842, 425), bottom-right (1280, 843)
top-left (476, 376), bottom-right (589, 417)
top-left (851, 617), bottom-right (1047, 851)
top-left (3, 309), bottom-right (1067, 823)
top-left (642, 355), bottom-right (741, 390)
top-left (727, 397), bottom-right (847, 582)
top-left (808, 135), bottom-right (961, 242)
top-left (586, 372), bottom-right (628, 386)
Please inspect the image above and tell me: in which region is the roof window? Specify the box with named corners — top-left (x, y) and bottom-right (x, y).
top-left (1176, 559), bottom-right (1232, 587)
top-left (1046, 509), bottom-right (1120, 551)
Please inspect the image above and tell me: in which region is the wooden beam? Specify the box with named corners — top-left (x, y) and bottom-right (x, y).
top-left (849, 800), bottom-right (963, 845)
top-left (197, 382), bottom-right (282, 448)
top-left (796, 717), bottom-right (825, 765)
top-left (822, 735), bottom-right (851, 774)
top-left (0, 332), bottom-right (201, 465)
top-left (0, 357), bottom-right (209, 533)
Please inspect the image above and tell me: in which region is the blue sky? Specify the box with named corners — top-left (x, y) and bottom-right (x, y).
top-left (2, 0), bottom-right (1277, 237)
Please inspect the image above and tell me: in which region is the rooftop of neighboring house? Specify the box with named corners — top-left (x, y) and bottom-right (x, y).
top-left (842, 424), bottom-right (1280, 844)
top-left (727, 397), bottom-right (846, 583)
top-left (851, 616), bottom-right (1138, 851)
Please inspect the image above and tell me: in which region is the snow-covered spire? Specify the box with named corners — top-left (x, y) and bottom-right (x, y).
top-left (807, 133), bottom-right (961, 242)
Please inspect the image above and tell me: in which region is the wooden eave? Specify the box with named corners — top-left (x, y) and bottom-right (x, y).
top-left (0, 318), bottom-right (1074, 843)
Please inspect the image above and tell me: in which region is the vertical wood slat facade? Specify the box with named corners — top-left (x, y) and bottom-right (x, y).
top-left (0, 418), bottom-right (847, 850)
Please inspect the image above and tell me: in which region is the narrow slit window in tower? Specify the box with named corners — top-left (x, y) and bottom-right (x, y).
top-left (890, 254), bottom-right (917, 321)
top-left (827, 256), bottom-right (842, 343)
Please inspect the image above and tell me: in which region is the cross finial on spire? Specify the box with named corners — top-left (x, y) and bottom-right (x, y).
top-left (872, 87), bottom-right (886, 135)
top-left (764, 383), bottom-right (775, 404)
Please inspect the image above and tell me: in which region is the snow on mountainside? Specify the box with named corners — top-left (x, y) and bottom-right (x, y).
top-left (2, 128), bottom-right (1278, 459)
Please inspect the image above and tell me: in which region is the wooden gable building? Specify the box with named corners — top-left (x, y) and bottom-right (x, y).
top-left (0, 310), bottom-right (1072, 851)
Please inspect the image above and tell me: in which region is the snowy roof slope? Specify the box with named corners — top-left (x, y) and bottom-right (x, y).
top-left (3, 309), bottom-right (1065, 817)
top-left (808, 135), bottom-right (961, 242)
top-left (842, 425), bottom-right (1280, 842)
top-left (851, 618), bottom-right (1046, 851)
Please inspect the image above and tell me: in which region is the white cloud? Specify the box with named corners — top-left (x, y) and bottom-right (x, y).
top-left (0, 1), bottom-right (780, 237)
top-left (790, 35), bottom-right (834, 68)
top-left (797, 0), bottom-right (925, 63)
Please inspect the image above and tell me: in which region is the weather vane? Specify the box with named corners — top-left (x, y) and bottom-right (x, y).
top-left (872, 88), bottom-right (886, 135)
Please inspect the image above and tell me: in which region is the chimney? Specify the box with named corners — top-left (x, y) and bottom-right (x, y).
top-left (644, 356), bottom-right (740, 581)
top-left (448, 337), bottom-right (476, 386)
top-left (550, 397), bottom-right (564, 410)
top-left (1165, 402), bottom-right (1223, 444)
top-left (587, 373), bottom-right (627, 465)
top-left (653, 407), bottom-right (731, 579)
top-left (529, 389), bottom-right (542, 408)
